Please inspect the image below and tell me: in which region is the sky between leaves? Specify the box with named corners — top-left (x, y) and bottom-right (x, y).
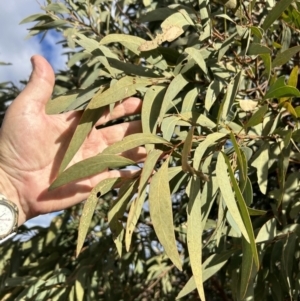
top-left (0, 0), bottom-right (67, 85)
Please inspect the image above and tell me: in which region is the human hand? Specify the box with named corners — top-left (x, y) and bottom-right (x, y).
top-left (0, 55), bottom-right (143, 226)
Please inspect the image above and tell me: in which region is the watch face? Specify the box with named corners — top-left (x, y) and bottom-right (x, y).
top-left (0, 203), bottom-right (15, 236)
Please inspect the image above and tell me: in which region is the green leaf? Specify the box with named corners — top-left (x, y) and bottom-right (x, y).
top-left (50, 155), bottom-right (134, 190)
top-left (288, 66), bottom-right (299, 87)
top-left (187, 176), bottom-right (206, 301)
top-left (221, 71), bottom-right (243, 122)
top-left (181, 126), bottom-right (194, 174)
top-left (76, 177), bottom-right (120, 257)
top-left (260, 53), bottom-right (271, 81)
top-left (149, 158), bottom-right (182, 270)
top-left (240, 238), bottom-right (257, 300)
top-left (46, 92), bottom-right (80, 114)
top-left (159, 74), bottom-right (189, 124)
top-left (247, 43), bottom-right (271, 55)
top-left (185, 47), bottom-right (207, 74)
top-left (102, 133), bottom-right (171, 155)
top-left (125, 149), bottom-right (162, 251)
top-left (108, 179), bottom-right (139, 257)
top-left (230, 132), bottom-right (247, 192)
top-left (272, 45), bottom-right (300, 67)
top-left (142, 85), bottom-right (167, 137)
top-left (181, 87), bottom-right (199, 113)
top-left (205, 80), bottom-right (223, 112)
top-left (265, 85), bottom-right (300, 99)
top-left (245, 104), bottom-right (268, 129)
top-left (176, 251), bottom-right (233, 299)
top-left (281, 233), bottom-right (296, 298)
top-left (222, 153), bottom-right (259, 268)
top-left (88, 76), bottom-right (153, 110)
top-left (161, 116), bottom-right (181, 141)
top-left (194, 132), bottom-right (227, 171)
top-left (262, 0), bottom-right (294, 30)
top-left (255, 218), bottom-right (277, 243)
top-left (216, 153), bottom-right (250, 242)
top-left (252, 142), bottom-right (269, 194)
top-left (100, 34), bottom-right (168, 71)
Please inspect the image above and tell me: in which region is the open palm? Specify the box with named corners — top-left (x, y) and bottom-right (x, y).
top-left (0, 56), bottom-right (142, 225)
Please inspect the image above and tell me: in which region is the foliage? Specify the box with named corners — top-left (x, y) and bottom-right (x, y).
top-left (1, 0), bottom-right (300, 300)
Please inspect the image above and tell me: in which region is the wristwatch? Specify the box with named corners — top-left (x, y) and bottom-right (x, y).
top-left (0, 194), bottom-right (18, 240)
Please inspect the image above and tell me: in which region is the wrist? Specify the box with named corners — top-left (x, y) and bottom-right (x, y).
top-left (0, 169), bottom-right (26, 226)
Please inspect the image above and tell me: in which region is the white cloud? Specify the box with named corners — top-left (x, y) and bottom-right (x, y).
top-left (0, 0), bottom-right (67, 85)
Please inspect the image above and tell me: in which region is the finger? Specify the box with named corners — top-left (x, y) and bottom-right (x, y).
top-left (10, 55), bottom-right (55, 115)
top-left (95, 97), bottom-right (142, 127)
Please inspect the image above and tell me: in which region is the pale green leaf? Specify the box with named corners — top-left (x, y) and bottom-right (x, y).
top-left (194, 133), bottom-right (227, 171)
top-left (245, 104), bottom-right (268, 129)
top-left (185, 47), bottom-right (207, 74)
top-left (108, 179), bottom-right (139, 257)
top-left (76, 177), bottom-right (121, 257)
top-left (187, 176), bottom-right (206, 301)
top-left (88, 76), bottom-right (153, 110)
top-left (102, 133), bottom-right (171, 155)
top-left (142, 85), bottom-right (167, 136)
top-left (50, 155), bottom-right (134, 190)
top-left (149, 158), bottom-right (182, 270)
top-left (216, 153), bottom-right (250, 242)
top-left (272, 45), bottom-right (300, 67)
top-left (159, 74), bottom-right (189, 124)
top-left (262, 0), bottom-right (294, 30)
top-left (125, 149), bottom-right (162, 251)
top-left (252, 142), bottom-right (269, 194)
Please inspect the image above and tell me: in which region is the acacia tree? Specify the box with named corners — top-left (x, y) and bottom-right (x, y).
top-left (1, 0), bottom-right (300, 300)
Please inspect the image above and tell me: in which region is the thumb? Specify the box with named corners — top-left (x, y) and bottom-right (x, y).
top-left (14, 55), bottom-right (55, 113)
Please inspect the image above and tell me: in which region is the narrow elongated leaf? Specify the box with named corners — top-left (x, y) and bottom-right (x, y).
top-left (50, 155), bottom-right (134, 190)
top-left (185, 47), bottom-right (207, 74)
top-left (161, 116), bottom-right (181, 141)
top-left (182, 87), bottom-right (198, 113)
top-left (222, 71), bottom-right (243, 122)
top-left (100, 34), bottom-right (168, 70)
top-left (272, 45), bottom-right (300, 67)
top-left (159, 74), bottom-right (189, 123)
top-left (149, 158), bottom-right (182, 270)
top-left (262, 0), bottom-right (294, 30)
top-left (247, 43), bottom-right (271, 55)
top-left (176, 251), bottom-right (233, 299)
top-left (205, 80), bottom-right (223, 111)
top-left (187, 176), bottom-right (206, 301)
top-left (230, 132), bottom-right (247, 191)
top-left (216, 153), bottom-right (249, 242)
top-left (245, 104), bottom-right (268, 129)
top-left (240, 238), bottom-right (257, 300)
top-left (125, 150), bottom-right (162, 251)
top-left (46, 91), bottom-right (79, 114)
top-left (181, 126), bottom-right (194, 174)
top-left (76, 177), bottom-right (121, 257)
top-left (194, 132), bottom-right (227, 171)
top-left (102, 133), bottom-right (171, 155)
top-left (222, 153), bottom-right (259, 266)
top-left (58, 102), bottom-right (105, 174)
top-left (88, 76), bottom-right (153, 110)
top-left (265, 85), bottom-right (300, 99)
top-left (142, 85), bottom-right (166, 135)
top-left (108, 179), bottom-right (139, 256)
top-left (252, 142), bottom-right (269, 194)
top-left (282, 233), bottom-right (296, 298)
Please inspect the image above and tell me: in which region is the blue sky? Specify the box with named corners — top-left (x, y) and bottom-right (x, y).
top-left (0, 0), bottom-right (66, 85)
top-left (0, 1), bottom-right (66, 227)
